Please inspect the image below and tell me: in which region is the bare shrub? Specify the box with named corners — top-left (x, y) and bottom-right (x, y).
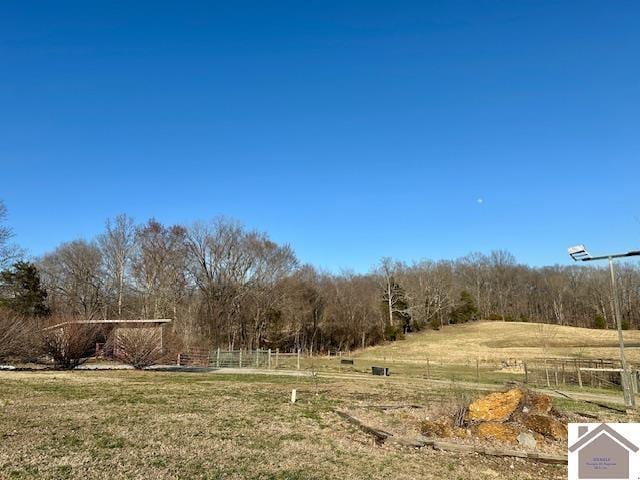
top-left (115, 328), bottom-right (162, 369)
top-left (43, 322), bottom-right (96, 369)
top-left (0, 314), bottom-right (26, 361)
top-left (0, 308), bottom-right (42, 362)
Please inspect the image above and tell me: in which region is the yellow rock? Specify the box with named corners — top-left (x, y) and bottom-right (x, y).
top-left (420, 420), bottom-right (467, 438)
top-left (472, 422), bottom-right (521, 443)
top-left (524, 393), bottom-right (553, 415)
top-left (514, 413), bottom-right (567, 441)
top-left (466, 388), bottom-right (523, 422)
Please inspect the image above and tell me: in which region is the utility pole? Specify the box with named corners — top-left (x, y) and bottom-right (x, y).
top-left (568, 245), bottom-right (639, 410)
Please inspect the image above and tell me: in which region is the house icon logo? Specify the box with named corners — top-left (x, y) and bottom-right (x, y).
top-left (569, 423), bottom-right (640, 480)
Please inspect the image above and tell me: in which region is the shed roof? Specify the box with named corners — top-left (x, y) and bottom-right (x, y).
top-left (44, 319), bottom-right (172, 330)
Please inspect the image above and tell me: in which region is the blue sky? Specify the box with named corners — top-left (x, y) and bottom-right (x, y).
top-left (2, 1), bottom-right (640, 272)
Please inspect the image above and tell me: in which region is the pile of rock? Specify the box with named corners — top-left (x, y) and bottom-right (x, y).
top-left (420, 388), bottom-right (567, 449)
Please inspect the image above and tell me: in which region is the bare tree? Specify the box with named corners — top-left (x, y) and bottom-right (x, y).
top-left (98, 214), bottom-right (135, 318)
top-left (40, 240), bottom-right (105, 319)
top-left (0, 201), bottom-right (19, 269)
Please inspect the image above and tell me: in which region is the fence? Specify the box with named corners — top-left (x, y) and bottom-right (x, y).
top-left (175, 348), bottom-right (638, 394)
top-left (177, 348), bottom-right (302, 369)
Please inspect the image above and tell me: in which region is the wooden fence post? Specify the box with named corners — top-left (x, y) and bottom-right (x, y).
top-left (177, 353), bottom-right (181, 366)
top-left (545, 360), bottom-right (550, 388)
top-left (268, 349), bottom-right (272, 369)
top-left (276, 348), bottom-right (279, 369)
top-left (239, 349), bottom-right (243, 368)
top-left (578, 367), bottom-right (583, 388)
top-left (297, 349), bottom-right (300, 370)
top-left (216, 347), bottom-right (220, 368)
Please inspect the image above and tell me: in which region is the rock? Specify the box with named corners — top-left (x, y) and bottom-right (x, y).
top-left (524, 393), bottom-right (553, 415)
top-left (420, 420), bottom-right (466, 438)
top-left (466, 388), bottom-right (523, 422)
top-left (514, 413), bottom-right (567, 441)
top-left (471, 422), bottom-right (521, 443)
top-left (517, 432), bottom-right (537, 449)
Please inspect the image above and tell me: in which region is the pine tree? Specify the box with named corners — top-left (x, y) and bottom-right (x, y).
top-left (450, 290), bottom-right (478, 324)
top-left (0, 261), bottom-right (50, 317)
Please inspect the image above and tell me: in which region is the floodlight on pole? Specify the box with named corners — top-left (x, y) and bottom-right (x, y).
top-left (568, 244), bottom-right (640, 410)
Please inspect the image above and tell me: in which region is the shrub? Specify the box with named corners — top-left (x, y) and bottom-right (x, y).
top-left (430, 316), bottom-right (441, 330)
top-left (384, 324), bottom-right (404, 341)
top-left (0, 309), bottom-right (41, 362)
top-left (115, 328), bottom-right (163, 369)
top-left (487, 313), bottom-right (502, 321)
top-left (593, 315), bottom-right (606, 329)
top-left (43, 322), bottom-right (96, 369)
top-left (622, 319), bottom-right (630, 330)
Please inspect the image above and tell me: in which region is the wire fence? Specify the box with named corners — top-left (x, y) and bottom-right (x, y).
top-left (175, 347), bottom-right (639, 394)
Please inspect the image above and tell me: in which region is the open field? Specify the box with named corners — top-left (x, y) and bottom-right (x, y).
top-left (0, 369), bottom-right (613, 480)
top-left (2, 322), bottom-right (639, 479)
top-left (358, 321), bottom-right (640, 364)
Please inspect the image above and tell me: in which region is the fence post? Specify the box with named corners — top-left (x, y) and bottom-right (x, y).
top-left (524, 362), bottom-right (528, 384)
top-left (255, 349), bottom-right (259, 368)
top-left (297, 349), bottom-right (300, 370)
top-left (216, 347), bottom-right (220, 368)
top-left (578, 366), bottom-right (583, 388)
top-left (554, 365), bottom-right (559, 387)
top-left (239, 349), bottom-right (243, 368)
top-left (177, 353), bottom-right (181, 366)
top-left (268, 349), bottom-right (272, 369)
top-left (545, 360), bottom-right (550, 388)
top-left (275, 348), bottom-right (279, 369)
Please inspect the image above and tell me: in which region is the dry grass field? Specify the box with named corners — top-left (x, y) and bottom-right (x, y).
top-left (358, 321), bottom-right (640, 364)
top-left (1, 322), bottom-right (638, 479)
top-left (0, 370), bottom-right (584, 480)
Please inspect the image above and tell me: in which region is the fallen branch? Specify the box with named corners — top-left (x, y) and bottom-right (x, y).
top-left (335, 410), bottom-right (392, 444)
top-left (335, 410), bottom-right (568, 464)
top-left (423, 438), bottom-right (567, 464)
top-left (360, 404), bottom-right (424, 410)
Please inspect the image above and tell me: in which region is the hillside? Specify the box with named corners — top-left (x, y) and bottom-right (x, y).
top-left (357, 321), bottom-right (640, 364)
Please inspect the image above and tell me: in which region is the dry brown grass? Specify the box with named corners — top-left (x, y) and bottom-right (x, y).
top-left (0, 370), bottom-right (572, 480)
top-left (358, 321), bottom-right (640, 364)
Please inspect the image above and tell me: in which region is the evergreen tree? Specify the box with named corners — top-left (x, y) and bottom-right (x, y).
top-left (450, 290), bottom-right (478, 324)
top-left (0, 261), bottom-right (50, 317)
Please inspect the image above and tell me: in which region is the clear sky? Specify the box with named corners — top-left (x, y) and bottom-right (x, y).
top-left (2, 1), bottom-right (640, 272)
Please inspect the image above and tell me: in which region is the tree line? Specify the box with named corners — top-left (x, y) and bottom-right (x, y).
top-left (1, 202), bottom-right (639, 356)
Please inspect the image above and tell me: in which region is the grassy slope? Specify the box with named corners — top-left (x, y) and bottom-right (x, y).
top-left (357, 321), bottom-right (640, 364)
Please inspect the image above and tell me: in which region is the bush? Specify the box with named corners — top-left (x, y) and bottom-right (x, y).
top-left (0, 309), bottom-right (41, 362)
top-left (115, 328), bottom-right (163, 369)
top-left (593, 315), bottom-right (606, 329)
top-left (384, 324), bottom-right (404, 341)
top-left (43, 322), bottom-right (96, 369)
top-left (487, 313), bottom-right (502, 321)
top-left (430, 317), bottom-right (441, 330)
top-left (622, 319), bottom-right (630, 330)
